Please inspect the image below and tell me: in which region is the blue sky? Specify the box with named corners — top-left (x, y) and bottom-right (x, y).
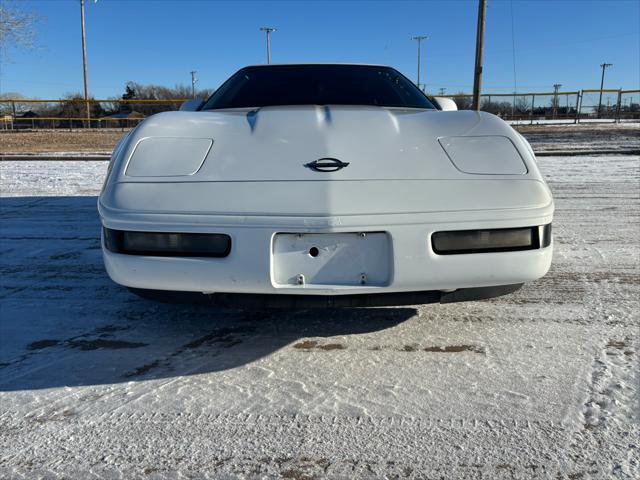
top-left (1, 0), bottom-right (639, 99)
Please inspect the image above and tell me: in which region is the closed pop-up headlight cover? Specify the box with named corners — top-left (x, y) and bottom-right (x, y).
top-left (438, 136), bottom-right (528, 175)
top-left (125, 137), bottom-right (213, 177)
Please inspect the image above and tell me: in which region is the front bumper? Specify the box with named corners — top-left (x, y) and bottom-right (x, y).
top-left (100, 211), bottom-right (553, 296)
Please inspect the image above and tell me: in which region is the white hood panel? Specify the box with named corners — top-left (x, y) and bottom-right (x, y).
top-left (114, 107), bottom-right (539, 183)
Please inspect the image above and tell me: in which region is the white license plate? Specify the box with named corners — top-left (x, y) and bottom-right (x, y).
top-left (272, 232), bottom-right (391, 287)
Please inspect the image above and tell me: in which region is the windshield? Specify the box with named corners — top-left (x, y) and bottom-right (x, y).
top-left (201, 65), bottom-right (436, 110)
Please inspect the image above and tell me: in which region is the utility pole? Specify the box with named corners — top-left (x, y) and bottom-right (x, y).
top-left (472, 0), bottom-right (487, 111)
top-left (412, 35), bottom-right (428, 91)
top-left (190, 71), bottom-right (197, 98)
top-left (260, 27), bottom-right (277, 64)
top-left (438, 87), bottom-right (446, 96)
top-left (597, 62), bottom-right (613, 118)
top-left (79, 0), bottom-right (90, 124)
top-left (552, 83), bottom-right (562, 119)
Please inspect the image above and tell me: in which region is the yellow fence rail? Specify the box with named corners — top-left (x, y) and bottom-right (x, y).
top-left (1, 117), bottom-right (145, 121)
top-left (0, 98), bottom-right (187, 103)
top-left (447, 91), bottom-right (581, 97)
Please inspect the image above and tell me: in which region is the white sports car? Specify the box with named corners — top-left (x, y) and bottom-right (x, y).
top-left (99, 64), bottom-right (553, 307)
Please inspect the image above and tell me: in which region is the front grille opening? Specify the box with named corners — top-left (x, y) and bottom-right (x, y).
top-left (432, 224), bottom-right (551, 255)
top-left (103, 228), bottom-right (231, 257)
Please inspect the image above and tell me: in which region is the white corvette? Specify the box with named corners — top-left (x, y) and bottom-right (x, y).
top-left (99, 64), bottom-right (553, 307)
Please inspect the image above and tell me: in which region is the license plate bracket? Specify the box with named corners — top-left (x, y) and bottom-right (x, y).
top-left (272, 232), bottom-right (391, 287)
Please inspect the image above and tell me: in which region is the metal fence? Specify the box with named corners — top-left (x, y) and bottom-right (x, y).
top-left (448, 89), bottom-right (639, 124)
top-left (0, 98), bottom-right (187, 130)
top-left (1, 89), bottom-right (638, 130)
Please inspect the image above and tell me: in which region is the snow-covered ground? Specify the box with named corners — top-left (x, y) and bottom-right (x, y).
top-left (0, 152), bottom-right (639, 478)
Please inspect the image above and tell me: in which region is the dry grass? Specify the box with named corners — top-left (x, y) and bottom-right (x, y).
top-left (0, 129), bottom-right (126, 153)
top-left (513, 123), bottom-right (639, 136)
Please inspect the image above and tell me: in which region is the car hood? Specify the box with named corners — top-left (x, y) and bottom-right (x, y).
top-left (110, 106), bottom-right (540, 183)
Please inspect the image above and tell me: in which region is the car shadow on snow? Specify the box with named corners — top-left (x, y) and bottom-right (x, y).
top-left (0, 196), bottom-right (417, 391)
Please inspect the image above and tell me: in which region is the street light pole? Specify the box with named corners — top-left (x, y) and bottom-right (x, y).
top-left (260, 27), bottom-right (277, 64)
top-left (79, 0), bottom-right (90, 124)
top-left (597, 62), bottom-right (613, 118)
top-left (553, 83), bottom-right (562, 119)
top-left (472, 0), bottom-right (487, 111)
top-left (412, 35), bottom-right (428, 91)
top-left (190, 71), bottom-right (197, 98)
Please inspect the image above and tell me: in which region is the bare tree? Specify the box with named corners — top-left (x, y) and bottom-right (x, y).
top-left (514, 96), bottom-right (530, 115)
top-left (0, 3), bottom-right (40, 57)
top-left (0, 91), bottom-right (26, 115)
top-left (452, 94), bottom-right (473, 110)
top-left (113, 82), bottom-right (213, 116)
top-left (56, 92), bottom-right (104, 127)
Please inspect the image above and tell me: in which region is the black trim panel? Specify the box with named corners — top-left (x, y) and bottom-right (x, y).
top-left (128, 284), bottom-right (523, 308)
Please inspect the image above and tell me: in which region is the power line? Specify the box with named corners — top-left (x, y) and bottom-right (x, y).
top-left (469, 31), bottom-right (640, 59)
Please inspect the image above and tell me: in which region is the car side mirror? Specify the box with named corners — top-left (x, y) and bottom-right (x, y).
top-left (432, 97), bottom-right (458, 111)
top-left (179, 99), bottom-right (204, 111)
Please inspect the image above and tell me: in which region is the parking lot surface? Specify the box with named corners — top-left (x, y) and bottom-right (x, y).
top-left (0, 153), bottom-right (638, 478)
